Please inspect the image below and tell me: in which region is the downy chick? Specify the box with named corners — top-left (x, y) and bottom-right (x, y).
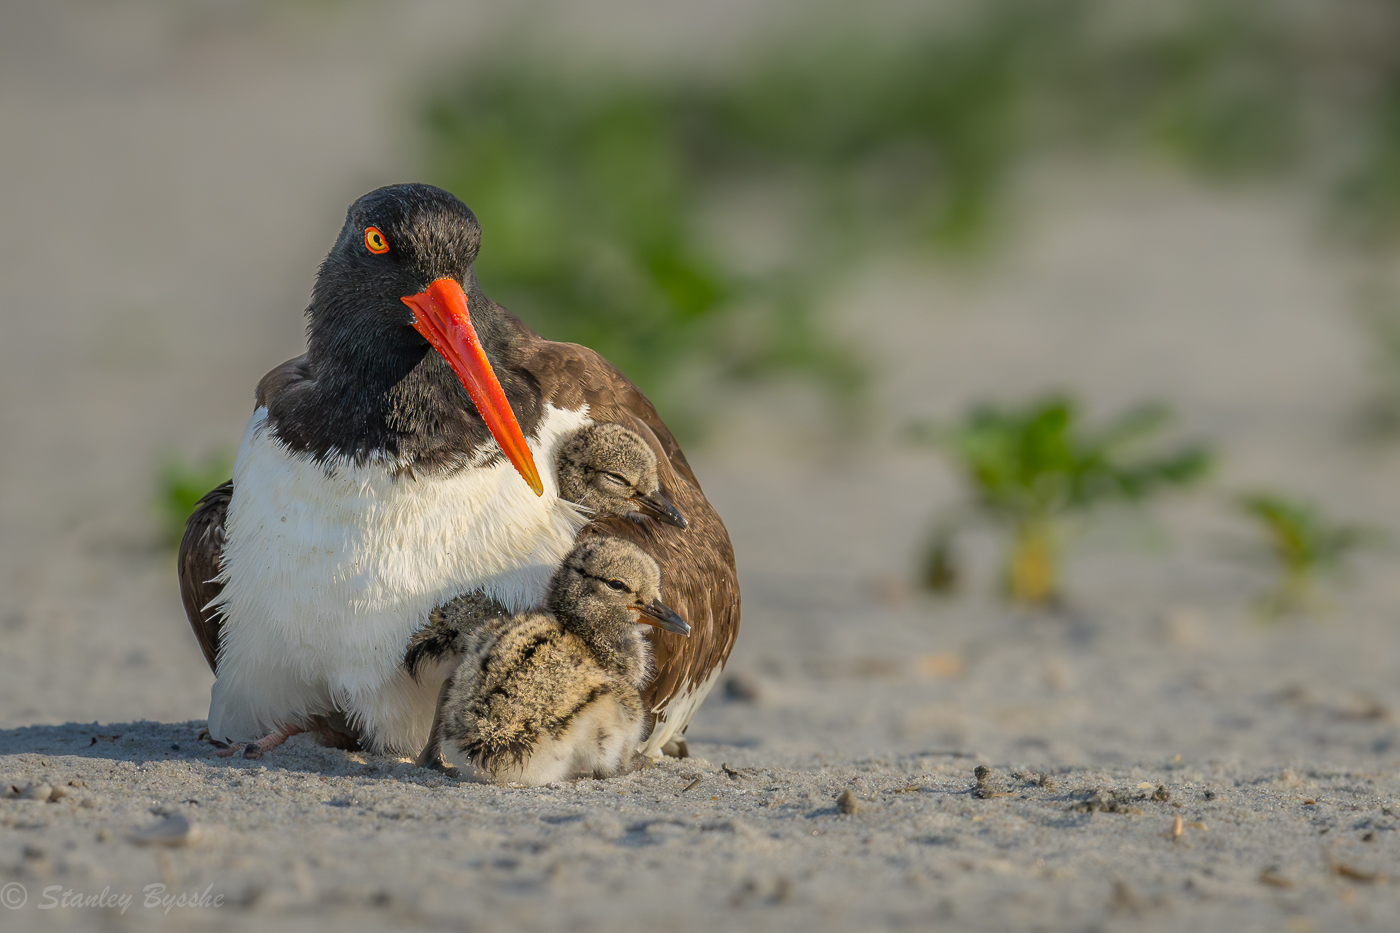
top-left (404, 421), bottom-right (686, 679)
top-left (416, 537), bottom-right (689, 785)
top-left (556, 422), bottom-right (687, 528)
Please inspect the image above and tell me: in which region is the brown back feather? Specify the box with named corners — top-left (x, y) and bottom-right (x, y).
top-left (177, 481), bottom-right (233, 674)
top-left (517, 335), bottom-right (740, 721)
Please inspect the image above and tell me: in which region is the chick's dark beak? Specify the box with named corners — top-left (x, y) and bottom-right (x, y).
top-left (629, 488), bottom-right (688, 529)
top-left (634, 598), bottom-right (690, 635)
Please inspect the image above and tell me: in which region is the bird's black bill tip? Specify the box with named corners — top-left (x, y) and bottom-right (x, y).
top-left (636, 599), bottom-right (690, 635)
top-left (629, 490), bottom-right (688, 529)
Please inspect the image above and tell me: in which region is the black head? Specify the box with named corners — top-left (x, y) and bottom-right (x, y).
top-left (307, 184), bottom-right (483, 363)
top-left (271, 183), bottom-right (544, 485)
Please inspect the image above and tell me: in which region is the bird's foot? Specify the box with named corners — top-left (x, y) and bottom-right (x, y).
top-left (197, 728), bottom-right (231, 750)
top-left (211, 724), bottom-right (307, 760)
top-left (241, 723), bottom-right (307, 759)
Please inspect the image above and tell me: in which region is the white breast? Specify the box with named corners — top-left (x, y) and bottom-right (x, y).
top-left (206, 403), bottom-right (591, 753)
top-left (640, 663), bottom-right (722, 757)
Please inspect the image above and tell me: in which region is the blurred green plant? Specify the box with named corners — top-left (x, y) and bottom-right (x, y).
top-left (912, 397), bottom-right (1211, 606)
top-left (421, 1), bottom-right (1400, 426)
top-left (1069, 2), bottom-right (1299, 177)
top-left (419, 3), bottom-right (1087, 419)
top-left (1235, 493), bottom-right (1382, 619)
top-left (1338, 75), bottom-right (1400, 244)
top-left (155, 452), bottom-right (233, 549)
top-left (922, 524), bottom-right (962, 596)
top-left (1355, 292), bottom-right (1400, 438)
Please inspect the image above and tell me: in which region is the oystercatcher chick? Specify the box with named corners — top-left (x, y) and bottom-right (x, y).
top-left (404, 421), bottom-right (687, 684)
top-left (417, 537), bottom-right (688, 784)
top-left (556, 422), bottom-right (687, 528)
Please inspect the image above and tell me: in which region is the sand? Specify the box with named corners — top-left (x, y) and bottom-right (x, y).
top-left (2, 1), bottom-right (1400, 930)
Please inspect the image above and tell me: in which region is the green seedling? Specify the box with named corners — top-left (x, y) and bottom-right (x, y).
top-left (921, 524), bottom-right (961, 595)
top-left (1235, 493), bottom-right (1381, 619)
top-left (155, 451), bottom-right (233, 549)
top-left (914, 397), bottom-right (1210, 606)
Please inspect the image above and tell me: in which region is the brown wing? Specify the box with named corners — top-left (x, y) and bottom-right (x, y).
top-left (518, 338), bottom-right (740, 729)
top-left (175, 356), bottom-right (307, 675)
top-left (178, 481), bottom-right (233, 674)
top-left (255, 354), bottom-right (312, 408)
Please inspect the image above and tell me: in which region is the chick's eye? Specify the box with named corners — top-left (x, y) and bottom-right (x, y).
top-left (600, 472), bottom-right (629, 487)
top-left (606, 579), bottom-right (628, 591)
top-left (364, 226), bottom-right (389, 254)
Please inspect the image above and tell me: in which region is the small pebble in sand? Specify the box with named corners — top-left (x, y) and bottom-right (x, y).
top-left (836, 789), bottom-right (860, 815)
top-left (1170, 814), bottom-right (1183, 838)
top-left (129, 813), bottom-right (201, 847)
top-left (972, 767), bottom-right (1010, 799)
top-left (1333, 863), bottom-right (1383, 883)
top-left (723, 674), bottom-right (761, 703)
top-left (18, 783), bottom-right (52, 802)
top-left (1152, 785), bottom-right (1170, 802)
top-left (1069, 789), bottom-right (1142, 815)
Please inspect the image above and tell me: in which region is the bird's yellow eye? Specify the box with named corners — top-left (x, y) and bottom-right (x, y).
top-left (364, 226), bottom-right (389, 254)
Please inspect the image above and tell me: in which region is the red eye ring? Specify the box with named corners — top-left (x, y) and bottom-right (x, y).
top-left (364, 226), bottom-right (389, 254)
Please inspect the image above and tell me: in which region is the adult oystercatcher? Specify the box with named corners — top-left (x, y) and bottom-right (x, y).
top-left (179, 183), bottom-right (739, 757)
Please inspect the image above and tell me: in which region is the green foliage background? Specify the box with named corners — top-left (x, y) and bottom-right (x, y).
top-left (422, 0), bottom-right (1400, 421)
top-left (1235, 493), bottom-right (1383, 618)
top-left (911, 397), bottom-right (1211, 603)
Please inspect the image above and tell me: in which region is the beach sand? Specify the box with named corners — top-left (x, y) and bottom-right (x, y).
top-left (2, 2), bottom-right (1399, 929)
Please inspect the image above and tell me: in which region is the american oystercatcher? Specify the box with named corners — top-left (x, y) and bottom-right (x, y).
top-left (179, 184), bottom-right (738, 757)
top-left (416, 536), bottom-right (688, 784)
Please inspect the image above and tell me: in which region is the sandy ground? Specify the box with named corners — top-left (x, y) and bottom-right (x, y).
top-left (3, 1), bottom-right (1400, 930)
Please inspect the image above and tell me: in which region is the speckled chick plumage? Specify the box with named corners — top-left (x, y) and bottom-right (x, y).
top-left (422, 537), bottom-right (671, 785)
top-left (556, 423), bottom-right (660, 518)
top-left (403, 422), bottom-right (684, 681)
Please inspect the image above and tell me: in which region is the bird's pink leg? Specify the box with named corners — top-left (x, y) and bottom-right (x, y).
top-left (212, 723), bottom-right (307, 760)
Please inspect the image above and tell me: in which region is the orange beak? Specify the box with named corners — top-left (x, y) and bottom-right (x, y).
top-left (402, 278), bottom-right (543, 496)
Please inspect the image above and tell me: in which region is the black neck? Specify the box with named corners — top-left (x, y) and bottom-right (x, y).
top-left (265, 280), bottom-right (544, 475)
